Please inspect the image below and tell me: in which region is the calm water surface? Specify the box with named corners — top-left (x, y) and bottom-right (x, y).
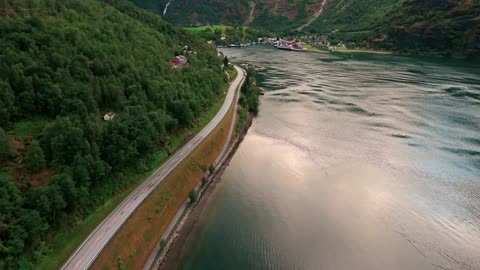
top-left (179, 48), bottom-right (480, 270)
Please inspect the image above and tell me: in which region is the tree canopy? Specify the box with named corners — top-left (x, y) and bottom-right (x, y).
top-left (0, 0), bottom-right (226, 268)
top-left (25, 140), bottom-right (46, 172)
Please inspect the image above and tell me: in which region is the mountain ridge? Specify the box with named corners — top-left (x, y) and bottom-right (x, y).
top-left (130, 0), bottom-right (480, 58)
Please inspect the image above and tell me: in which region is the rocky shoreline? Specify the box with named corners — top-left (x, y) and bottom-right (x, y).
top-left (155, 113), bottom-right (255, 270)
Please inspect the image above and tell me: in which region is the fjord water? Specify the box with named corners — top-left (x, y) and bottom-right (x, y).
top-left (179, 48), bottom-right (480, 270)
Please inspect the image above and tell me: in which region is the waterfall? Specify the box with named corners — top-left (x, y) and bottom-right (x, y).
top-left (163, 0), bottom-right (172, 17)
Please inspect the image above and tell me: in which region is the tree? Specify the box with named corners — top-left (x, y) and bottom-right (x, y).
top-left (0, 174), bottom-right (22, 223)
top-left (188, 189), bottom-right (198, 204)
top-left (25, 140), bottom-right (46, 172)
top-left (201, 176), bottom-right (208, 186)
top-left (0, 81), bottom-right (15, 128)
top-left (209, 164), bottom-right (215, 175)
top-left (170, 100), bottom-right (194, 128)
top-left (50, 174), bottom-right (77, 211)
top-left (223, 56), bottom-right (229, 67)
top-left (0, 128), bottom-right (15, 162)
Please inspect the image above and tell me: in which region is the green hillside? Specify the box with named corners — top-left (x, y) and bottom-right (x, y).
top-left (308, 0), bottom-right (480, 58)
top-left (129, 0), bottom-right (479, 58)
top-left (0, 0), bottom-right (225, 269)
top-left (380, 0), bottom-right (480, 58)
top-left (307, 0), bottom-right (401, 32)
top-left (131, 0), bottom-right (250, 25)
top-left (130, 0), bottom-right (315, 32)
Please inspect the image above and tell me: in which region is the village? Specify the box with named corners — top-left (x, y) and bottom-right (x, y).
top-left (211, 33), bottom-right (347, 52)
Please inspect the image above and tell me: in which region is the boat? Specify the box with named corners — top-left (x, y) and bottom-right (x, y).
top-left (277, 43), bottom-right (293, 51)
top-left (291, 47), bottom-right (306, 52)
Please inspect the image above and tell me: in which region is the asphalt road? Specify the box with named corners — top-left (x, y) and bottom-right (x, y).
top-left (142, 67), bottom-right (245, 270)
top-left (61, 65), bottom-right (246, 270)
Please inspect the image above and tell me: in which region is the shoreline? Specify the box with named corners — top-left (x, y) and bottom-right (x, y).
top-left (332, 49), bottom-right (393, 55)
top-left (156, 113), bottom-right (255, 270)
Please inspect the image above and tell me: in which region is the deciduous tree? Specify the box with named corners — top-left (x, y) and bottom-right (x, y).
top-left (25, 140), bottom-right (46, 172)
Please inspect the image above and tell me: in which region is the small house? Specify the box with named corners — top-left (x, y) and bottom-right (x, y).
top-left (170, 55), bottom-right (188, 68)
top-left (104, 112), bottom-right (115, 121)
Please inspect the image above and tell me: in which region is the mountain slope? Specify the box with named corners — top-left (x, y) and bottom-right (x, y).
top-left (309, 0), bottom-right (480, 58)
top-left (380, 0), bottom-right (480, 58)
top-left (0, 0), bottom-right (225, 269)
top-left (129, 0), bottom-right (479, 58)
top-left (130, 0), bottom-right (325, 31)
top-left (307, 0), bottom-right (401, 32)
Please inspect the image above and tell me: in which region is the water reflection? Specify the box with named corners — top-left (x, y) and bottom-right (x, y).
top-left (179, 48), bottom-right (480, 270)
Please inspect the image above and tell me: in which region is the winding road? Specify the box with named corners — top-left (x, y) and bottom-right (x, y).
top-left (61, 65), bottom-right (246, 270)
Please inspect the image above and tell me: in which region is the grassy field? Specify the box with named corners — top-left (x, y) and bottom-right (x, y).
top-left (332, 47), bottom-right (393, 55)
top-left (184, 24), bottom-right (248, 33)
top-left (303, 44), bottom-right (322, 52)
top-left (37, 84), bottom-right (230, 270)
top-left (14, 117), bottom-right (49, 139)
top-left (91, 79), bottom-right (238, 270)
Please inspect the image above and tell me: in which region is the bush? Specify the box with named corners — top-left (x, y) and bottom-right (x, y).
top-left (223, 56), bottom-right (229, 67)
top-left (201, 176), bottom-right (208, 186)
top-left (188, 189), bottom-right (198, 204)
top-left (160, 239), bottom-right (167, 251)
top-left (208, 164), bottom-right (215, 174)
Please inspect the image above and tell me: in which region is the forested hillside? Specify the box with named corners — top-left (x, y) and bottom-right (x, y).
top-left (307, 0), bottom-right (480, 58)
top-left (130, 0), bottom-right (322, 32)
top-left (131, 0), bottom-right (251, 25)
top-left (307, 0), bottom-right (400, 32)
top-left (380, 0), bottom-right (480, 58)
top-left (0, 0), bottom-right (225, 268)
top-left (130, 0), bottom-right (479, 58)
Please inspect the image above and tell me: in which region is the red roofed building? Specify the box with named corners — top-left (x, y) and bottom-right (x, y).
top-left (170, 55), bottom-right (188, 68)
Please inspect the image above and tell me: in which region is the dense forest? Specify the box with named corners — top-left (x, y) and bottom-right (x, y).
top-left (307, 0), bottom-right (480, 58)
top-left (0, 0), bottom-right (226, 268)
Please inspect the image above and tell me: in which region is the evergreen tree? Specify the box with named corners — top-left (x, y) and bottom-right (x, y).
top-left (0, 82), bottom-right (15, 128)
top-left (25, 140), bottom-right (46, 172)
top-left (223, 56), bottom-right (229, 67)
top-left (0, 128), bottom-right (15, 162)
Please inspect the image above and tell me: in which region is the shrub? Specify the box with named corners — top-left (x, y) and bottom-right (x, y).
top-left (209, 164), bottom-right (215, 175)
top-left (201, 176), bottom-right (208, 186)
top-left (188, 189), bottom-right (198, 204)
